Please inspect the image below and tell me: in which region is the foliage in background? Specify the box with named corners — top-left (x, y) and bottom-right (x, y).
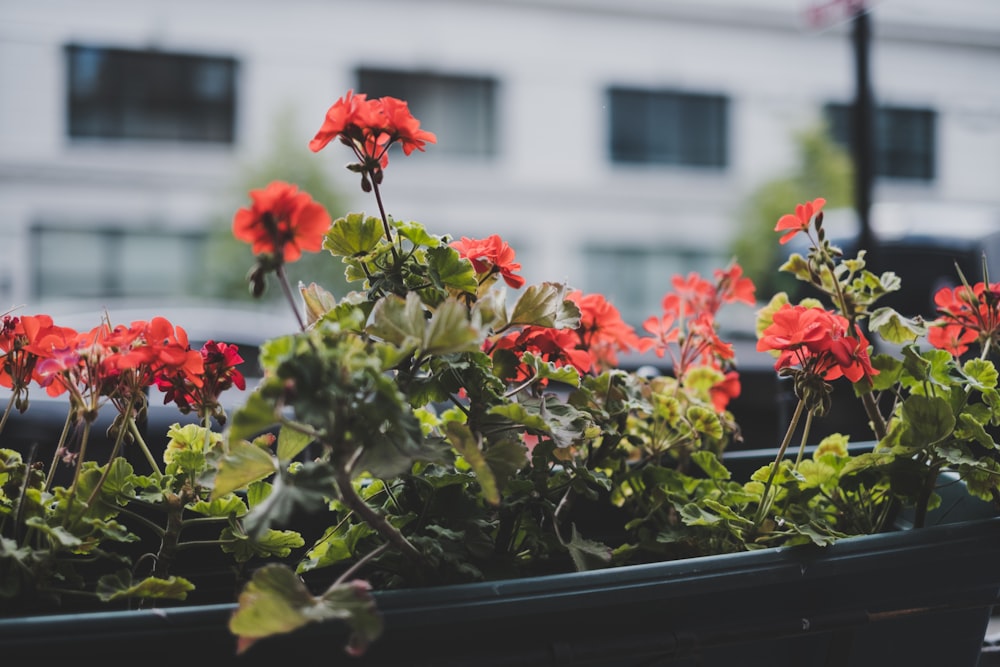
top-left (201, 108), bottom-right (353, 303)
top-left (730, 123), bottom-right (853, 299)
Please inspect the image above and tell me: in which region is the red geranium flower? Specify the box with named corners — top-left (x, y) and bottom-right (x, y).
top-left (928, 281), bottom-right (1000, 357)
top-left (567, 291), bottom-right (641, 371)
top-left (492, 326), bottom-right (592, 384)
top-left (308, 90), bottom-right (382, 153)
top-left (757, 303), bottom-right (876, 383)
top-left (710, 370), bottom-right (741, 412)
top-left (233, 181), bottom-right (332, 263)
top-left (309, 90), bottom-right (436, 173)
top-left (156, 340), bottom-right (245, 423)
top-left (451, 235), bottom-right (526, 289)
top-left (774, 197), bottom-right (826, 245)
top-left (378, 96), bottom-right (438, 156)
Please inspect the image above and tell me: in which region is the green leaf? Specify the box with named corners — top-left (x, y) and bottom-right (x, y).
top-left (963, 358), bottom-right (999, 391)
top-left (190, 493), bottom-right (248, 519)
top-left (899, 394), bottom-right (955, 449)
top-left (509, 282), bottom-right (581, 329)
top-left (366, 292), bottom-right (424, 351)
top-left (483, 438), bottom-right (529, 491)
top-left (277, 425), bottom-right (315, 462)
top-left (422, 298), bottom-right (482, 356)
top-left (446, 421), bottom-right (500, 505)
top-left (300, 282), bottom-right (338, 325)
top-left (687, 405), bottom-right (723, 441)
top-left (323, 212), bottom-right (384, 258)
top-left (491, 396), bottom-right (594, 449)
top-left (96, 571), bottom-right (195, 601)
top-left (230, 564), bottom-right (382, 657)
top-left (956, 412), bottom-right (995, 449)
top-left (563, 524), bottom-right (613, 572)
top-left (213, 439), bottom-right (279, 499)
top-left (701, 498), bottom-right (755, 525)
top-left (869, 353), bottom-right (903, 391)
top-left (222, 527), bottom-right (305, 561)
top-left (241, 462), bottom-right (338, 540)
top-left (678, 502), bottom-right (722, 526)
top-left (229, 390), bottom-right (281, 444)
top-left (395, 219), bottom-right (441, 248)
top-left (520, 351), bottom-right (582, 387)
top-left (868, 307), bottom-right (925, 344)
top-left (426, 245), bottom-right (478, 295)
top-left (300, 522), bottom-right (376, 571)
top-left (691, 451), bottom-right (730, 481)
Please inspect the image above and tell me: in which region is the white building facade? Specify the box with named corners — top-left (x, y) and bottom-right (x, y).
top-left (2, 0), bottom-right (999, 323)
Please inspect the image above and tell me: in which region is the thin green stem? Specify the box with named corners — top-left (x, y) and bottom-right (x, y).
top-left (129, 419), bottom-right (162, 476)
top-left (793, 409), bottom-right (815, 469)
top-left (370, 179), bottom-right (400, 263)
top-left (332, 542), bottom-right (390, 588)
top-left (67, 420), bottom-right (92, 500)
top-left (83, 398), bottom-right (138, 509)
top-left (755, 398), bottom-right (806, 526)
top-left (276, 264), bottom-right (307, 331)
top-left (0, 393), bottom-right (14, 435)
top-left (333, 466), bottom-right (424, 564)
top-left (44, 409), bottom-right (74, 491)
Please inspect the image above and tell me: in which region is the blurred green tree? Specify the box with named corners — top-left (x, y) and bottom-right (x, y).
top-left (201, 107), bottom-right (353, 303)
top-left (730, 123), bottom-right (853, 299)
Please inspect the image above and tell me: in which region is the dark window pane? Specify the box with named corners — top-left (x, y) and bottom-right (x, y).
top-left (609, 87), bottom-right (728, 167)
top-left (66, 44), bottom-right (237, 143)
top-left (356, 68), bottom-right (496, 157)
top-left (824, 103), bottom-right (935, 181)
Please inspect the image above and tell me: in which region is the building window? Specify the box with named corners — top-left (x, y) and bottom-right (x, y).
top-left (66, 44), bottom-right (237, 143)
top-left (583, 246), bottom-right (726, 327)
top-left (356, 68), bottom-right (497, 157)
top-left (30, 225), bottom-right (206, 300)
top-left (825, 103), bottom-right (936, 181)
top-left (608, 88), bottom-right (728, 167)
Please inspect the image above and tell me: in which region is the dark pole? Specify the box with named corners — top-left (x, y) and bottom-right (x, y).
top-left (851, 3), bottom-right (876, 266)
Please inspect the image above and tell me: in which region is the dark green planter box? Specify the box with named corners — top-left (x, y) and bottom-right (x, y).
top-left (3, 447), bottom-right (999, 665)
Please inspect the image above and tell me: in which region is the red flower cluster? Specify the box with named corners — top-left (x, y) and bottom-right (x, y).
top-left (568, 290), bottom-right (641, 371)
top-left (493, 327), bottom-right (592, 385)
top-left (1, 311), bottom-right (242, 424)
top-left (639, 264), bottom-right (755, 383)
top-left (309, 89), bottom-right (437, 174)
top-left (928, 281), bottom-right (1000, 357)
top-left (757, 303), bottom-right (877, 383)
top-left (490, 291), bottom-right (641, 384)
top-left (156, 340), bottom-right (245, 423)
top-left (451, 235), bottom-right (526, 289)
top-left (233, 181), bottom-right (332, 263)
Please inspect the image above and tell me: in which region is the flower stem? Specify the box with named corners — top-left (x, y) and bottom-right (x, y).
top-left (755, 398), bottom-right (806, 526)
top-left (793, 408), bottom-right (815, 468)
top-left (44, 409), bottom-right (74, 491)
top-left (370, 180), bottom-right (400, 263)
top-left (333, 466), bottom-right (424, 564)
top-left (861, 391), bottom-right (887, 442)
top-left (124, 418), bottom-right (161, 476)
top-left (0, 393), bottom-right (14, 435)
top-left (276, 264), bottom-right (306, 331)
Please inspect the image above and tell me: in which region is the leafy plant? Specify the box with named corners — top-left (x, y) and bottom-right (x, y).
top-left (3, 90), bottom-right (1000, 660)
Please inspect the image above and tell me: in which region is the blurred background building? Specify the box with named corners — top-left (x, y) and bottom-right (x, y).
top-left (2, 0), bottom-right (999, 326)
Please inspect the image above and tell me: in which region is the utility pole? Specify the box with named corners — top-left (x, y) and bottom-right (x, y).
top-left (851, 3), bottom-right (876, 265)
